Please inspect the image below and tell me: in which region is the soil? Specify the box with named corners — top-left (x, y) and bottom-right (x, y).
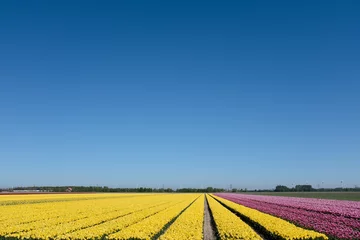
top-left (203, 195), bottom-right (216, 240)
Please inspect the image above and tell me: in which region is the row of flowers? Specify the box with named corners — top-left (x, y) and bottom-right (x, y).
top-left (216, 193), bottom-right (360, 239)
top-left (206, 194), bottom-right (262, 239)
top-left (0, 193), bottom-right (151, 226)
top-left (211, 194), bottom-right (328, 240)
top-left (0, 194), bottom-right (189, 239)
top-left (0, 193), bottom-right (131, 206)
top-left (216, 193), bottom-right (360, 218)
top-left (62, 200), bottom-right (190, 239)
top-left (0, 197), bottom-right (124, 236)
top-left (158, 195), bottom-right (204, 240)
top-left (107, 195), bottom-right (199, 240)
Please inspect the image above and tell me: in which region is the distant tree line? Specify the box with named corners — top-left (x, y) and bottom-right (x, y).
top-left (273, 185), bottom-right (360, 192)
top-left (176, 187), bottom-right (225, 193)
top-left (2, 185), bottom-right (359, 193)
top-left (3, 186), bottom-right (225, 193)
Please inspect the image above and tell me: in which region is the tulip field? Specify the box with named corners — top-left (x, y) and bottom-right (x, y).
top-left (0, 193), bottom-right (358, 239)
top-left (215, 193), bottom-right (360, 240)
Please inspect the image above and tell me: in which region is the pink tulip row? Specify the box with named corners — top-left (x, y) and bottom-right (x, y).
top-left (217, 193), bottom-right (360, 218)
top-left (215, 193), bottom-right (360, 240)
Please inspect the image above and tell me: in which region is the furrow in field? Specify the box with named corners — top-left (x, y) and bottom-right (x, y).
top-left (203, 194), bottom-right (216, 240)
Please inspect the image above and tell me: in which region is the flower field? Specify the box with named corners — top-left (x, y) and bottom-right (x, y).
top-left (215, 193), bottom-right (360, 240)
top-left (0, 193), bottom-right (356, 239)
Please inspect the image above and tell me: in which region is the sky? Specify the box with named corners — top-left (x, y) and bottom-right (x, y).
top-left (0, 1), bottom-right (359, 190)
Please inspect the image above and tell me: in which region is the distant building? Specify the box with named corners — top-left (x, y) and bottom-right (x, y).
top-left (13, 190), bottom-right (40, 193)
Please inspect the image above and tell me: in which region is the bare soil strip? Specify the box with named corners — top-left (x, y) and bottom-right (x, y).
top-left (203, 195), bottom-right (216, 240)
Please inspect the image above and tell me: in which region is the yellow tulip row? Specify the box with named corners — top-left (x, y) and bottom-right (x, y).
top-left (0, 194), bottom-right (92, 203)
top-left (107, 194), bottom-right (200, 240)
top-left (0, 200), bottom-right (78, 223)
top-left (0, 195), bottom-right (160, 236)
top-left (206, 194), bottom-right (262, 240)
top-left (0, 193), bottom-right (102, 202)
top-left (7, 202), bottom-right (164, 239)
top-left (0, 199), bottom-right (112, 229)
top-left (59, 199), bottom-right (186, 239)
top-left (0, 193), bottom-right (200, 240)
top-left (0, 193), bottom-right (141, 206)
top-left (158, 194), bottom-right (204, 240)
top-left (0, 193), bottom-right (150, 201)
top-left (0, 193), bottom-right (149, 224)
top-left (0, 194), bottom-right (172, 238)
top-left (211, 195), bottom-right (329, 240)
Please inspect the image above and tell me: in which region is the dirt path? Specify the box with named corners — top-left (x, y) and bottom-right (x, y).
top-left (203, 194), bottom-right (216, 240)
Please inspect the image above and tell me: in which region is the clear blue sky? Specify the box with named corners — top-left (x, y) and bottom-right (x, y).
top-left (1, 1), bottom-right (359, 189)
